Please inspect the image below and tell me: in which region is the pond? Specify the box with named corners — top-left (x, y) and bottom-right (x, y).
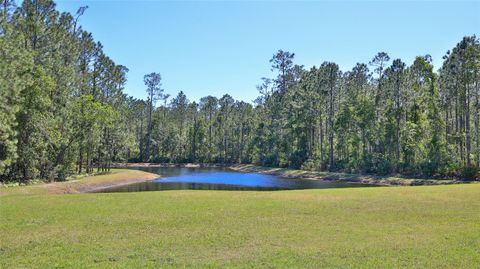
top-left (97, 167), bottom-right (377, 192)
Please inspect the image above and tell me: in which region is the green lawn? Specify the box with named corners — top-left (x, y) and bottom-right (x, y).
top-left (1, 179), bottom-right (479, 268)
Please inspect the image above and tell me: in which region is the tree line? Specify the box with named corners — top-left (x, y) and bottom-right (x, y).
top-left (1, 0), bottom-right (132, 181)
top-left (1, 1), bottom-right (479, 182)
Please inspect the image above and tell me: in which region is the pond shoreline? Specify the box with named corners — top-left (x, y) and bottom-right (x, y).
top-left (228, 164), bottom-right (439, 186)
top-left (75, 170), bottom-right (159, 194)
top-left (113, 162), bottom-right (232, 168)
top-left (113, 163), bottom-right (467, 186)
top-left (46, 169), bottom-right (160, 194)
top-left (0, 169), bottom-right (160, 196)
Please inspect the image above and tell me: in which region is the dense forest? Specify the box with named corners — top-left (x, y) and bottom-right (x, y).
top-left (1, 0), bottom-right (480, 182)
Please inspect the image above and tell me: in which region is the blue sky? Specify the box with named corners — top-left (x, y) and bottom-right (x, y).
top-left (55, 0), bottom-right (480, 103)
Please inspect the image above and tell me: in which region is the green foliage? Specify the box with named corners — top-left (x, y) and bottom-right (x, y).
top-left (362, 153), bottom-right (395, 175)
top-left (15, 65), bottom-right (54, 180)
top-left (460, 165), bottom-right (478, 181)
top-left (1, 0), bottom-right (479, 181)
top-left (0, 25), bottom-right (32, 173)
top-left (0, 0), bottom-right (132, 181)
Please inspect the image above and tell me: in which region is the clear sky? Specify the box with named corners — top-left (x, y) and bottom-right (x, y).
top-left (54, 0), bottom-right (480, 103)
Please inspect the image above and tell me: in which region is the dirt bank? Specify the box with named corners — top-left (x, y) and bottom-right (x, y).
top-left (50, 169), bottom-right (160, 194)
top-left (229, 164), bottom-right (464, 186)
top-left (0, 169), bottom-right (160, 196)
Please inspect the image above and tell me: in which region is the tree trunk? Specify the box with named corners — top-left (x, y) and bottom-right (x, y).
top-left (145, 99), bottom-right (153, 162)
top-left (476, 72), bottom-right (480, 168)
top-left (78, 144), bottom-right (83, 174)
top-left (239, 123), bottom-right (244, 163)
top-left (139, 116), bottom-right (144, 160)
top-left (466, 83), bottom-right (471, 166)
top-left (319, 113), bottom-right (324, 170)
top-left (445, 106), bottom-right (449, 142)
top-left (209, 109), bottom-right (212, 162)
top-left (395, 75), bottom-right (401, 162)
top-left (192, 114), bottom-right (197, 162)
top-left (328, 78), bottom-right (335, 171)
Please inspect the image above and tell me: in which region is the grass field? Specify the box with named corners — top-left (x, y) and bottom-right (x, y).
top-left (1, 171), bottom-right (479, 268)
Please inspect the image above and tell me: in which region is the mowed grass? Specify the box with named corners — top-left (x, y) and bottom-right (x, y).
top-left (1, 184), bottom-right (480, 268)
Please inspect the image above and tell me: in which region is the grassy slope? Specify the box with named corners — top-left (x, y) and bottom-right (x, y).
top-left (231, 164), bottom-right (462, 185)
top-left (1, 183), bottom-right (479, 268)
top-left (0, 169), bottom-right (159, 196)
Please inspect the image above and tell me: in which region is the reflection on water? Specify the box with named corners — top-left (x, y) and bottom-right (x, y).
top-left (97, 167), bottom-right (376, 192)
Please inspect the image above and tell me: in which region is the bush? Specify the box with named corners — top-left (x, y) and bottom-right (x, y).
top-left (301, 159), bottom-right (320, 171)
top-left (362, 153), bottom-right (395, 175)
top-left (288, 149), bottom-right (308, 169)
top-left (460, 165), bottom-right (478, 181)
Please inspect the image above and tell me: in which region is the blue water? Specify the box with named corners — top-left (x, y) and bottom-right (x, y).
top-left (158, 172), bottom-right (295, 187)
top-left (96, 167), bottom-right (376, 192)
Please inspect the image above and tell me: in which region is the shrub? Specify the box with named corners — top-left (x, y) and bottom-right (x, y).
top-left (362, 153), bottom-right (395, 175)
top-left (460, 165), bottom-right (478, 181)
top-left (300, 159), bottom-right (319, 171)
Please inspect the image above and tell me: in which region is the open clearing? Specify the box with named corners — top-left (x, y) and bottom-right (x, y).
top-left (1, 171), bottom-right (479, 268)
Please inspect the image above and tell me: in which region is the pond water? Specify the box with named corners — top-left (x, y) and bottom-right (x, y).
top-left (97, 167), bottom-right (377, 192)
